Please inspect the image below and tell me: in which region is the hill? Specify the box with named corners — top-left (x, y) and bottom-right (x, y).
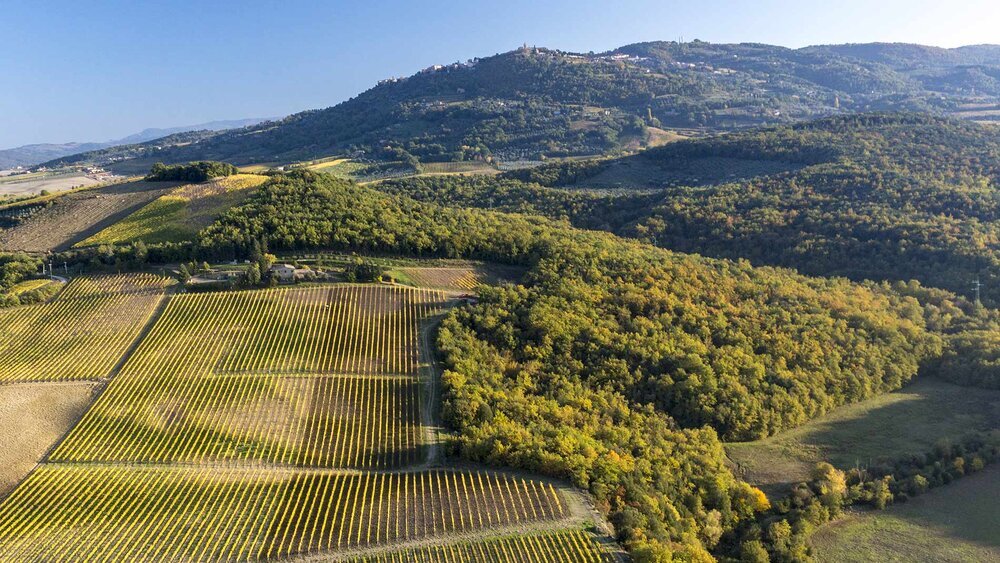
top-left (38, 41), bottom-right (1000, 172)
top-left (0, 118), bottom-right (270, 170)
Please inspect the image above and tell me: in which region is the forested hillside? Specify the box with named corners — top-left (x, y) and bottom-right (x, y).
top-left (193, 170), bottom-right (954, 558)
top-left (40, 42), bottom-right (1000, 172)
top-left (385, 114), bottom-right (1000, 307)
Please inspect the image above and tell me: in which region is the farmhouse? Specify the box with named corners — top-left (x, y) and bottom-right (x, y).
top-left (270, 264), bottom-right (327, 283)
top-left (270, 264), bottom-right (297, 282)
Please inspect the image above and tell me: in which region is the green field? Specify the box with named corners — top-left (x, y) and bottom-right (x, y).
top-left (726, 379), bottom-right (1000, 496)
top-left (810, 466), bottom-right (1000, 562)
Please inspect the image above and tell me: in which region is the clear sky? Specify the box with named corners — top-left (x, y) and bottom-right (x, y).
top-left (3, 0), bottom-right (999, 149)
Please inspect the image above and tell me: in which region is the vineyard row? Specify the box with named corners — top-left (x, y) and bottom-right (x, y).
top-left (0, 466), bottom-right (565, 561)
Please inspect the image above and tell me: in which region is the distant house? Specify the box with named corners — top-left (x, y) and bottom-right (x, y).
top-left (271, 264), bottom-right (297, 282)
top-left (271, 264), bottom-right (327, 283)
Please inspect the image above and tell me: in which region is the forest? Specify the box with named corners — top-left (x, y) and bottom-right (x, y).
top-left (378, 115), bottom-right (1000, 391)
top-left (146, 161), bottom-right (240, 182)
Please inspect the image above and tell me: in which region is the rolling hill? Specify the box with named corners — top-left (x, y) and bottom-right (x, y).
top-left (0, 118), bottom-right (271, 170)
top-left (6, 36), bottom-right (1000, 563)
top-left (37, 41), bottom-right (1000, 173)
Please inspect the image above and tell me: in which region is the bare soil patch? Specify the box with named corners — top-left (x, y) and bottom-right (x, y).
top-left (0, 381), bottom-right (95, 496)
top-left (0, 173), bottom-right (105, 197)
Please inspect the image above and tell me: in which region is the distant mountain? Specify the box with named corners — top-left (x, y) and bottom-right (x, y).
top-left (0, 142), bottom-right (107, 170)
top-left (804, 42), bottom-right (1000, 68)
top-left (38, 41), bottom-right (1000, 171)
top-left (0, 118), bottom-right (272, 169)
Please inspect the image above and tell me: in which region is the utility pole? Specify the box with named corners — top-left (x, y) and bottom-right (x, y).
top-left (973, 277), bottom-right (982, 305)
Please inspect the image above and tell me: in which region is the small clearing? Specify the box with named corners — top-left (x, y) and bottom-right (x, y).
top-left (726, 378), bottom-right (1000, 498)
top-left (810, 466), bottom-right (1000, 562)
top-left (0, 381), bottom-right (95, 496)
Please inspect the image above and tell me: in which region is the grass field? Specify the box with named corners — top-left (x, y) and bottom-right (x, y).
top-left (0, 181), bottom-right (172, 252)
top-left (810, 466), bottom-right (1000, 562)
top-left (77, 174), bottom-right (268, 246)
top-left (726, 378), bottom-right (1000, 496)
top-left (351, 529), bottom-right (612, 562)
top-left (0, 466), bottom-right (565, 560)
top-left (0, 274), bottom-right (171, 383)
top-left (52, 285), bottom-right (447, 467)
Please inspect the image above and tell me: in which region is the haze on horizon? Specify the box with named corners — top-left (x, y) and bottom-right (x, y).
top-left (2, 0), bottom-right (998, 149)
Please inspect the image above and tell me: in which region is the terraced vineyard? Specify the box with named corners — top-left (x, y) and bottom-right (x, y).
top-left (5, 279), bottom-right (54, 296)
top-left (351, 529), bottom-right (612, 562)
top-left (0, 466), bottom-right (565, 560)
top-left (0, 274), bottom-right (170, 383)
top-left (53, 285), bottom-right (445, 467)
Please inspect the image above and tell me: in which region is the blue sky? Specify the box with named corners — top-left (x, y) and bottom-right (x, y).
top-left (3, 0), bottom-right (999, 149)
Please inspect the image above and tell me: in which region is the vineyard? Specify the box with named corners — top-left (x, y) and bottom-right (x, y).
top-left (0, 274), bottom-right (170, 383)
top-left (420, 162), bottom-right (499, 175)
top-left (53, 285), bottom-right (446, 467)
top-left (0, 466), bottom-right (565, 560)
top-left (350, 529), bottom-right (613, 562)
top-left (394, 267), bottom-right (484, 291)
top-left (392, 265), bottom-right (521, 291)
top-left (77, 173), bottom-right (269, 246)
top-left (57, 272), bottom-right (175, 299)
top-left (0, 277), bottom-right (609, 560)
top-left (0, 181), bottom-right (171, 252)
